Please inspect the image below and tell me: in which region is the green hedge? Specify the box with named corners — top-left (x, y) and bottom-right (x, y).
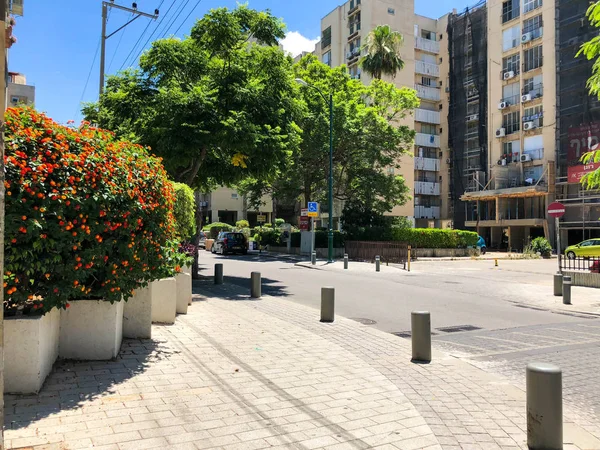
top-left (289, 231), bottom-right (345, 248)
top-left (347, 227), bottom-right (478, 249)
top-left (203, 222), bottom-right (234, 238)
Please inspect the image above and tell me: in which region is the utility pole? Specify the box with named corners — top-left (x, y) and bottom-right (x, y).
top-left (99, 1), bottom-right (158, 96)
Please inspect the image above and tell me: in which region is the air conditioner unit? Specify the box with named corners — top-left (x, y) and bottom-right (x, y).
top-left (467, 114), bottom-right (479, 121)
top-left (495, 128), bottom-right (506, 137)
top-left (445, 86), bottom-right (450, 92)
top-left (446, 158), bottom-right (451, 164)
top-left (520, 154), bottom-right (532, 162)
top-left (521, 94), bottom-right (532, 103)
top-left (503, 71), bottom-right (515, 80)
top-left (523, 121), bottom-right (536, 130)
top-left (498, 101), bottom-right (509, 110)
top-left (522, 32), bottom-right (533, 43)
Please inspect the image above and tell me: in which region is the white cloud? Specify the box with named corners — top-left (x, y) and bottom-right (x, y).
top-left (281, 31), bottom-right (319, 57)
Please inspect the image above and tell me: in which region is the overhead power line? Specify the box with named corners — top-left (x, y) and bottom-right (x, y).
top-left (108, 13), bottom-right (133, 72)
top-left (159, 0), bottom-right (191, 39)
top-left (173, 0), bottom-right (203, 36)
top-left (74, 37), bottom-right (101, 121)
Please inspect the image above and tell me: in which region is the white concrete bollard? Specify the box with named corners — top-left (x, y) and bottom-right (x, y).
top-left (320, 287), bottom-right (335, 323)
top-left (527, 362), bottom-right (563, 450)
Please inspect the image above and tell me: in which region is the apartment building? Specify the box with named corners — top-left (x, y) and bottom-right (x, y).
top-left (7, 72), bottom-right (34, 107)
top-left (319, 0), bottom-right (452, 227)
top-left (201, 188), bottom-right (274, 227)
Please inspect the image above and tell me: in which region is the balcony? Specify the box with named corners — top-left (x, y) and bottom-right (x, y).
top-left (348, 21), bottom-right (361, 39)
top-left (415, 133), bottom-right (441, 148)
top-left (415, 84), bottom-right (441, 101)
top-left (415, 60), bottom-right (440, 77)
top-left (414, 157), bottom-right (440, 171)
top-left (414, 206), bottom-right (441, 219)
top-left (415, 108), bottom-right (441, 124)
top-left (346, 47), bottom-right (361, 63)
top-left (415, 182), bottom-right (441, 196)
top-left (415, 37), bottom-right (440, 54)
top-left (523, 83), bottom-right (543, 99)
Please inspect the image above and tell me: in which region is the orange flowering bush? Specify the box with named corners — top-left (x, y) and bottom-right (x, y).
top-left (4, 107), bottom-right (176, 315)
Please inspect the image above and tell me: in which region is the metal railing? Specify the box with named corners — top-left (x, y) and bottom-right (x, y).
top-left (345, 241), bottom-right (408, 266)
top-left (560, 255), bottom-right (600, 273)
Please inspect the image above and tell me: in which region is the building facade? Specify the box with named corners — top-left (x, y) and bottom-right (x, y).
top-left (7, 72), bottom-right (34, 107)
top-left (201, 188), bottom-right (274, 227)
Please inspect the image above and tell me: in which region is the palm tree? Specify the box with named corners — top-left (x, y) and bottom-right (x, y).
top-left (360, 25), bottom-right (405, 80)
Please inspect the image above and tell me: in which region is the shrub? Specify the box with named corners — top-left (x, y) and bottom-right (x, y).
top-left (275, 218), bottom-right (285, 227)
top-left (235, 219), bottom-right (249, 229)
top-left (4, 108), bottom-right (177, 316)
top-left (172, 182), bottom-right (196, 240)
top-left (203, 222), bottom-right (234, 238)
top-left (344, 226), bottom-right (478, 249)
top-left (254, 227), bottom-right (281, 246)
top-left (529, 237), bottom-right (552, 257)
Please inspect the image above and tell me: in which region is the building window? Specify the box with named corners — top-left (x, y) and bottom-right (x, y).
top-left (421, 30), bottom-right (435, 40)
top-left (502, 53), bottom-right (520, 75)
top-left (388, 7), bottom-right (395, 15)
top-left (523, 45), bottom-right (543, 72)
top-left (502, 0), bottom-right (519, 23)
top-left (503, 140), bottom-right (521, 158)
top-left (524, 105), bottom-right (543, 127)
top-left (502, 82), bottom-right (520, 105)
top-left (322, 26), bottom-right (332, 48)
top-left (523, 75), bottom-right (543, 98)
top-left (231, 193), bottom-right (239, 199)
top-left (349, 0), bottom-right (361, 9)
top-left (421, 76), bottom-right (433, 86)
top-left (523, 15), bottom-right (543, 36)
top-left (323, 50), bottom-right (331, 66)
top-left (349, 13), bottom-right (361, 35)
top-left (421, 123), bottom-right (438, 135)
top-left (503, 111), bottom-right (520, 134)
top-left (523, 0), bottom-right (542, 14)
top-left (502, 24), bottom-right (520, 51)
top-left (387, 167), bottom-right (395, 175)
top-left (10, 96), bottom-right (19, 104)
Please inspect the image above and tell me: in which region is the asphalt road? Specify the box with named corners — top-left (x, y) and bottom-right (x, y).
top-left (198, 252), bottom-right (590, 334)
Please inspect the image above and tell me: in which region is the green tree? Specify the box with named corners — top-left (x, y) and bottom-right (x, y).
top-left (578, 1), bottom-right (600, 188)
top-left (173, 183), bottom-right (196, 240)
top-left (360, 25), bottom-right (405, 80)
top-left (239, 55), bottom-right (419, 216)
top-left (83, 5), bottom-right (300, 274)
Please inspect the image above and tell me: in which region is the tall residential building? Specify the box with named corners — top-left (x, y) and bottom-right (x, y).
top-left (7, 72), bottom-right (34, 107)
top-left (319, 0), bottom-right (452, 227)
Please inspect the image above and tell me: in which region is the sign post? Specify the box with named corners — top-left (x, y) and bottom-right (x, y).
top-left (307, 202), bottom-right (319, 259)
top-left (548, 202), bottom-right (566, 272)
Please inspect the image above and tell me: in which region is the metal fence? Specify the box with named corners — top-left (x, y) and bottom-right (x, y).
top-left (560, 255), bottom-right (600, 273)
top-left (345, 241), bottom-right (409, 267)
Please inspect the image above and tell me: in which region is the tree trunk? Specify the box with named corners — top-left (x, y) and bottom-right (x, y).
top-left (191, 191), bottom-right (204, 280)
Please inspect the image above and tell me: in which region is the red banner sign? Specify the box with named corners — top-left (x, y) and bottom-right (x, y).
top-left (299, 216), bottom-right (309, 231)
top-left (568, 162), bottom-right (600, 183)
top-left (568, 123), bottom-right (600, 163)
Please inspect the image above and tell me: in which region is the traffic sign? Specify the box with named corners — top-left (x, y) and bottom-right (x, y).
top-left (301, 208), bottom-right (308, 217)
top-left (307, 202), bottom-right (319, 218)
top-left (547, 202), bottom-right (566, 219)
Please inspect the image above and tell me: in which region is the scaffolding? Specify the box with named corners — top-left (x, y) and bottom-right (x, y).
top-left (556, 0), bottom-right (600, 243)
top-left (447, 0), bottom-right (487, 229)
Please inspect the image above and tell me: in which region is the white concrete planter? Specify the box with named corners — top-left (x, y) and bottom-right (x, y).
top-left (175, 271), bottom-right (192, 314)
top-left (4, 308), bottom-right (60, 394)
top-left (151, 277), bottom-right (177, 324)
top-left (59, 299), bottom-right (124, 360)
top-left (123, 286), bottom-right (152, 339)
top-left (182, 264), bottom-right (192, 276)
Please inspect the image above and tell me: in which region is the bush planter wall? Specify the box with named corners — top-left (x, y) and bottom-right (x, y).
top-left (59, 300), bottom-right (124, 360)
top-left (151, 277), bottom-right (177, 324)
top-left (413, 248), bottom-right (479, 258)
top-left (4, 308), bottom-right (60, 394)
top-left (123, 286), bottom-right (152, 339)
top-left (175, 271), bottom-right (192, 314)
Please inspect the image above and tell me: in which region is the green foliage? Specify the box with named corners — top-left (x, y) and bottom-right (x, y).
top-left (347, 227), bottom-right (478, 249)
top-left (578, 1), bottom-right (600, 189)
top-left (275, 218), bottom-right (285, 226)
top-left (235, 219), bottom-right (249, 228)
top-left (203, 222), bottom-right (234, 238)
top-left (173, 183), bottom-right (196, 240)
top-left (241, 55), bottom-right (418, 216)
top-left (288, 231), bottom-right (344, 248)
top-left (528, 237), bottom-right (552, 257)
top-left (342, 201), bottom-right (412, 240)
top-left (4, 107), bottom-right (177, 316)
top-left (360, 25), bottom-right (405, 80)
top-left (254, 227), bottom-right (282, 246)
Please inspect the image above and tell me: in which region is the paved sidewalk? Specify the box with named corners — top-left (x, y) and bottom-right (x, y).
top-left (4, 280), bottom-right (598, 449)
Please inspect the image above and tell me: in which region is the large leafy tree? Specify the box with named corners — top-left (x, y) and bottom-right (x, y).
top-left (360, 25), bottom-right (405, 80)
top-left (83, 6), bottom-right (300, 272)
top-left (578, 1), bottom-right (600, 188)
top-left (240, 55), bottom-right (419, 216)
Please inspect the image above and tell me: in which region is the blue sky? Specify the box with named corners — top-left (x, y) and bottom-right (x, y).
top-left (12, 0), bottom-right (473, 123)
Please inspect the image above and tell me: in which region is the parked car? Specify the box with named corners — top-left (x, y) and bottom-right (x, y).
top-left (565, 239), bottom-right (600, 259)
top-left (211, 232), bottom-right (248, 255)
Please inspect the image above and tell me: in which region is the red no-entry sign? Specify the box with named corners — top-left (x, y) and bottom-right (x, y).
top-left (548, 202), bottom-right (566, 219)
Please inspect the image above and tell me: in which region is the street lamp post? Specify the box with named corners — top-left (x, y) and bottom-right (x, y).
top-left (295, 79), bottom-right (334, 262)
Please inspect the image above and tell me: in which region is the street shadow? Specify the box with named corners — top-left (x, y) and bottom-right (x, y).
top-left (205, 252), bottom-right (308, 265)
top-left (192, 275), bottom-right (290, 300)
top-left (4, 338), bottom-right (170, 431)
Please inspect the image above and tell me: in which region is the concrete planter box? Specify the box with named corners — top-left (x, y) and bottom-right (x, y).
top-left (123, 286), bottom-right (152, 339)
top-left (413, 248), bottom-right (479, 258)
top-left (563, 271), bottom-right (600, 288)
top-left (175, 271), bottom-right (192, 314)
top-left (4, 308), bottom-right (60, 394)
top-left (59, 299), bottom-right (124, 360)
top-left (151, 277), bottom-right (177, 324)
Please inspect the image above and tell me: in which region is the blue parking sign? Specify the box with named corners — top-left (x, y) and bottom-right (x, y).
top-left (307, 202), bottom-right (319, 217)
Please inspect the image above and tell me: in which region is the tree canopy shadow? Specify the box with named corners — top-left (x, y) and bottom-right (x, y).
top-left (192, 274), bottom-right (290, 301)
